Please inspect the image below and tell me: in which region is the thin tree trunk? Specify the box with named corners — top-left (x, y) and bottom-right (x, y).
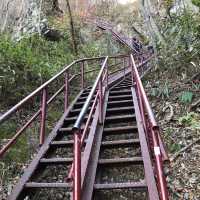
top-left (140, 0), bottom-right (166, 45)
top-left (66, 0), bottom-right (78, 55)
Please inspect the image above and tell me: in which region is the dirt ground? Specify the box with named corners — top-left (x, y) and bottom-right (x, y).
top-left (146, 68), bottom-right (200, 200)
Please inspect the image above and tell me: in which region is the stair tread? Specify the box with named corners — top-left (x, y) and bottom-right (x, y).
top-left (111, 85), bottom-right (133, 90)
top-left (107, 106), bottom-right (134, 111)
top-left (40, 158), bottom-right (73, 164)
top-left (104, 126), bottom-right (137, 132)
top-left (50, 140), bottom-right (74, 146)
top-left (25, 182), bottom-right (72, 188)
top-left (102, 139), bottom-right (140, 146)
top-left (98, 157), bottom-right (143, 164)
top-left (108, 94), bottom-right (132, 99)
top-left (50, 140), bottom-right (87, 146)
top-left (59, 127), bottom-right (73, 132)
top-left (108, 100), bottom-right (133, 104)
top-left (94, 181), bottom-right (147, 190)
top-left (109, 90), bottom-right (131, 94)
top-left (105, 114), bottom-right (135, 120)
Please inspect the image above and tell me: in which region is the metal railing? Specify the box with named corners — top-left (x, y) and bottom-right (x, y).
top-left (0, 55), bottom-right (128, 158)
top-left (130, 54), bottom-right (169, 200)
top-left (69, 53), bottom-right (155, 200)
top-left (69, 56), bottom-right (109, 200)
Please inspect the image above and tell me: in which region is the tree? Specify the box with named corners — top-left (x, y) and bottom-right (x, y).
top-left (66, 0), bottom-right (78, 55)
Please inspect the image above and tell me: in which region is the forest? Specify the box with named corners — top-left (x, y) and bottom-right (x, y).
top-left (0, 0), bottom-right (200, 200)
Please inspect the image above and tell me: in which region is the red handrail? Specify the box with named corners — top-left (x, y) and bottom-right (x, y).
top-left (69, 57), bottom-right (109, 200)
top-left (130, 54), bottom-right (169, 200)
top-left (0, 55), bottom-right (127, 158)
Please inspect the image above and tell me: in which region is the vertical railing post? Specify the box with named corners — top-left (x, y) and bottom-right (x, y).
top-left (130, 55), bottom-right (134, 86)
top-left (40, 88), bottom-right (47, 146)
top-left (73, 129), bottom-right (81, 200)
top-left (106, 62), bottom-right (108, 89)
top-left (115, 57), bottom-right (117, 66)
top-left (123, 57), bottom-right (126, 79)
top-left (81, 61), bottom-right (85, 90)
top-left (99, 75), bottom-right (103, 124)
top-left (64, 70), bottom-right (69, 112)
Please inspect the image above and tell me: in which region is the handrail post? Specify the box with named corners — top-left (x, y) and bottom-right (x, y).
top-left (64, 71), bottom-right (69, 112)
top-left (106, 62), bottom-right (108, 89)
top-left (123, 57), bottom-right (126, 79)
top-left (130, 55), bottom-right (134, 86)
top-left (39, 88), bottom-right (47, 146)
top-left (73, 129), bottom-right (81, 200)
top-left (99, 75), bottom-right (103, 124)
top-left (81, 61), bottom-right (85, 90)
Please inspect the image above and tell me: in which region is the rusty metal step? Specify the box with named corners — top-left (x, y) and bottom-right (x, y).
top-left (59, 127), bottom-right (73, 133)
top-left (40, 158), bottom-right (73, 165)
top-left (107, 100), bottom-right (133, 107)
top-left (111, 85), bottom-right (132, 91)
top-left (105, 114), bottom-right (136, 124)
top-left (50, 140), bottom-right (87, 147)
top-left (25, 182), bottom-right (72, 188)
top-left (98, 157), bottom-right (143, 165)
top-left (94, 181), bottom-right (147, 190)
top-left (101, 139), bottom-right (140, 148)
top-left (103, 126), bottom-right (138, 135)
top-left (109, 90), bottom-right (131, 96)
top-left (50, 140), bottom-right (74, 147)
top-left (108, 94), bottom-right (132, 101)
top-left (106, 106), bottom-right (134, 115)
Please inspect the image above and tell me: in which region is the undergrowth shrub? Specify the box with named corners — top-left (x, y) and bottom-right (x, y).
top-left (0, 34), bottom-right (75, 107)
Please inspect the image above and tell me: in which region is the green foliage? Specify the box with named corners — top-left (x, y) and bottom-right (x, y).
top-left (192, 0), bottom-right (200, 8)
top-left (169, 143), bottom-right (182, 153)
top-left (178, 112), bottom-right (200, 129)
top-left (151, 82), bottom-right (170, 99)
top-left (0, 31), bottom-right (109, 108)
top-left (192, 82), bottom-right (200, 90)
top-left (0, 34), bottom-right (75, 106)
top-left (158, 10), bottom-right (200, 75)
top-left (179, 91), bottom-right (193, 104)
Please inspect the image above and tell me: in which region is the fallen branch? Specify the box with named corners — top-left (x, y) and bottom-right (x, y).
top-left (185, 72), bottom-right (200, 84)
top-left (190, 99), bottom-right (200, 111)
top-left (170, 138), bottom-right (200, 162)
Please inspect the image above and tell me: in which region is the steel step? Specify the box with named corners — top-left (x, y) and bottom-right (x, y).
top-left (59, 127), bottom-right (73, 133)
top-left (25, 182), bottom-right (72, 188)
top-left (108, 94), bottom-right (132, 101)
top-left (94, 182), bottom-right (147, 190)
top-left (98, 157), bottom-right (143, 165)
top-left (50, 140), bottom-right (87, 147)
top-left (107, 100), bottom-right (133, 107)
top-left (40, 158), bottom-right (73, 164)
top-left (109, 90), bottom-right (131, 96)
top-left (101, 139), bottom-right (140, 148)
top-left (105, 114), bottom-right (136, 124)
top-left (103, 126), bottom-right (138, 135)
top-left (50, 140), bottom-right (74, 146)
top-left (106, 106), bottom-right (134, 115)
top-left (111, 85), bottom-right (132, 91)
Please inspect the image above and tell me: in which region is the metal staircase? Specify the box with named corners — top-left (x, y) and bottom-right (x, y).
top-left (0, 22), bottom-right (169, 199)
